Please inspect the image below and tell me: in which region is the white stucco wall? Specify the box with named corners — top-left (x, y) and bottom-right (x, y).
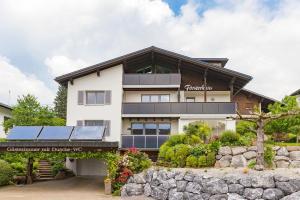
top-left (181, 91), bottom-right (230, 102)
top-left (0, 107), bottom-right (12, 138)
top-left (66, 65), bottom-right (123, 142)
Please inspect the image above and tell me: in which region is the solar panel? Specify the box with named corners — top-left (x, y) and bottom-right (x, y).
top-left (7, 126), bottom-right (43, 140)
top-left (70, 126), bottom-right (105, 140)
top-left (38, 126), bottom-right (74, 140)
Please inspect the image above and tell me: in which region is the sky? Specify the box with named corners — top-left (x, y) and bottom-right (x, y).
top-left (0, 0), bottom-right (299, 106)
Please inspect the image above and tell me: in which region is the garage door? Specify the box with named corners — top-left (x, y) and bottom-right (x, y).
top-left (76, 159), bottom-right (107, 176)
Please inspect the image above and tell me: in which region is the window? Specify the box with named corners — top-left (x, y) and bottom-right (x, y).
top-left (84, 120), bottom-right (110, 136)
top-left (131, 123), bottom-right (144, 135)
top-left (131, 122), bottom-right (171, 135)
top-left (141, 94), bottom-right (170, 102)
top-left (158, 123), bottom-right (171, 135)
top-left (186, 97), bottom-right (195, 102)
top-left (136, 66), bottom-right (153, 74)
top-left (145, 123), bottom-right (157, 135)
top-left (86, 91), bottom-right (105, 104)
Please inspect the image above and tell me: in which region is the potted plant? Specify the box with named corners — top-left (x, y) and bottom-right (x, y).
top-left (104, 176), bottom-right (112, 195)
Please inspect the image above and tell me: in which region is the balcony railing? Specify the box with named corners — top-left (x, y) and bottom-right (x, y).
top-left (123, 73), bottom-right (181, 86)
top-left (121, 135), bottom-right (170, 149)
top-left (122, 102), bottom-right (236, 115)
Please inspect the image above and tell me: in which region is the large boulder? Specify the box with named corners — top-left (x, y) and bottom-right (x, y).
top-left (290, 161), bottom-right (300, 168)
top-left (276, 182), bottom-right (299, 195)
top-left (202, 178), bottom-right (228, 194)
top-left (231, 147), bottom-right (247, 155)
top-left (262, 188), bottom-right (284, 200)
top-left (209, 194), bottom-right (228, 200)
top-left (228, 193), bottom-right (246, 200)
top-left (290, 151), bottom-right (300, 161)
top-left (274, 156), bottom-right (290, 161)
top-left (175, 172), bottom-right (185, 181)
top-left (243, 188), bottom-right (263, 200)
top-left (133, 174), bottom-right (146, 184)
top-left (277, 147), bottom-right (289, 156)
top-left (151, 187), bottom-right (169, 200)
top-left (168, 189), bottom-right (184, 200)
top-left (248, 146), bottom-right (257, 151)
top-left (230, 155), bottom-right (247, 168)
top-left (280, 191), bottom-right (300, 200)
top-left (161, 178), bottom-right (176, 189)
top-left (276, 160), bottom-right (290, 168)
top-left (240, 176), bottom-right (252, 187)
top-left (286, 146), bottom-right (300, 151)
top-left (218, 146), bottom-right (232, 156)
top-left (185, 182), bottom-right (202, 194)
top-left (251, 174), bottom-right (275, 188)
top-left (184, 172), bottom-right (195, 182)
top-left (228, 184), bottom-right (244, 195)
top-left (223, 174), bottom-right (240, 184)
top-left (274, 175), bottom-right (290, 182)
top-left (219, 155), bottom-right (232, 167)
top-left (144, 183), bottom-right (152, 196)
top-left (183, 192), bottom-right (204, 200)
top-left (125, 183), bottom-right (144, 196)
top-left (243, 151), bottom-right (257, 159)
top-left (177, 180), bottom-right (187, 192)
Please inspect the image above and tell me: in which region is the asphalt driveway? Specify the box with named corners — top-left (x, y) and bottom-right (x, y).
top-left (0, 177), bottom-right (149, 200)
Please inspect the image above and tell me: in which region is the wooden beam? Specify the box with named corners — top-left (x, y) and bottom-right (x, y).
top-left (177, 59), bottom-right (181, 73)
top-left (96, 70), bottom-right (100, 77)
top-left (70, 79), bottom-right (74, 85)
top-left (151, 51), bottom-right (155, 73)
top-left (229, 77), bottom-right (236, 101)
top-left (204, 68), bottom-right (208, 102)
top-left (26, 157), bottom-right (33, 184)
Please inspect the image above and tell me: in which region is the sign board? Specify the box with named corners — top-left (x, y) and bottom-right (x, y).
top-left (184, 84), bottom-right (213, 91)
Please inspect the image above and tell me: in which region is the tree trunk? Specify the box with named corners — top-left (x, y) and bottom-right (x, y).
top-left (255, 120), bottom-right (264, 171)
top-left (26, 157), bottom-right (34, 184)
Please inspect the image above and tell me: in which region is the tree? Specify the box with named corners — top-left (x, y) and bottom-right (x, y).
top-left (235, 96), bottom-right (300, 170)
top-left (54, 85), bottom-right (67, 119)
top-left (4, 94), bottom-right (65, 132)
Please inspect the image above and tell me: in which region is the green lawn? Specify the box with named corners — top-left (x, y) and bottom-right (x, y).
top-left (274, 142), bottom-right (300, 146)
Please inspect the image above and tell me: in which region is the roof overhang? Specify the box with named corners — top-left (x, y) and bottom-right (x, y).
top-left (55, 46), bottom-right (252, 93)
top-left (0, 103), bottom-right (12, 110)
top-left (291, 89), bottom-right (300, 96)
top-left (0, 141), bottom-right (118, 152)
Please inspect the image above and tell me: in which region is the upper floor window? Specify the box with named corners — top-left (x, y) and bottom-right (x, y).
top-left (78, 90), bottom-right (111, 105)
top-left (86, 91), bottom-right (105, 104)
top-left (141, 94), bottom-right (170, 102)
top-left (83, 120), bottom-right (110, 136)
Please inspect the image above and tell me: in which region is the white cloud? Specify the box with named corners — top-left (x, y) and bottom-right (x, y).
top-left (0, 0), bottom-right (300, 101)
top-left (45, 56), bottom-right (88, 77)
top-left (0, 56), bottom-right (55, 105)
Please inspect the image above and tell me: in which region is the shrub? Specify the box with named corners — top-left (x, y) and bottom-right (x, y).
top-left (0, 159), bottom-right (14, 186)
top-left (126, 148), bottom-right (152, 173)
top-left (183, 134), bottom-right (203, 145)
top-left (166, 135), bottom-right (185, 146)
top-left (186, 155), bottom-right (198, 168)
top-left (183, 121), bottom-right (212, 141)
top-left (173, 144), bottom-right (191, 167)
top-left (198, 156), bottom-right (207, 167)
top-left (191, 144), bottom-right (209, 157)
top-left (239, 132), bottom-right (256, 146)
top-left (264, 146), bottom-right (275, 168)
top-left (220, 131), bottom-right (241, 146)
top-left (208, 140), bottom-right (221, 153)
top-left (288, 133), bottom-right (297, 143)
top-left (206, 152), bottom-right (216, 167)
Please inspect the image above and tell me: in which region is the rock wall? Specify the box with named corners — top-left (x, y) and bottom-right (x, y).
top-left (121, 169), bottom-right (300, 200)
top-left (215, 146), bottom-right (300, 168)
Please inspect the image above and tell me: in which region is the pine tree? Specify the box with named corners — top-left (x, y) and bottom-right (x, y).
top-left (54, 85), bottom-right (67, 119)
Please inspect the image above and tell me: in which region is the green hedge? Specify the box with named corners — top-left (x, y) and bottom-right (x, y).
top-left (0, 159), bottom-right (14, 186)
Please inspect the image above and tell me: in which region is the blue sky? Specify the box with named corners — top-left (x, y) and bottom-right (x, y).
top-left (0, 0), bottom-right (299, 105)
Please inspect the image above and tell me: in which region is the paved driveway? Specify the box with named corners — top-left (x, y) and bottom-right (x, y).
top-left (0, 177), bottom-right (149, 200)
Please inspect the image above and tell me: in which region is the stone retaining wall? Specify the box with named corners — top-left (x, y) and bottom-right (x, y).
top-left (121, 169), bottom-right (300, 200)
top-left (215, 146), bottom-right (300, 168)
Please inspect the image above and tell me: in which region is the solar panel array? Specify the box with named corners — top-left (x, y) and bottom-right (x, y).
top-left (6, 126), bottom-right (105, 141)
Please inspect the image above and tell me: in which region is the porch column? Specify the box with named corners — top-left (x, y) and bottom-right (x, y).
top-left (204, 69), bottom-right (208, 102)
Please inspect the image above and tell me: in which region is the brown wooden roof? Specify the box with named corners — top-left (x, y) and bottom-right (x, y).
top-left (55, 46), bottom-right (252, 88)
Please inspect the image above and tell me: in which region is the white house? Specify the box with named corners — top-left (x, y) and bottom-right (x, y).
top-left (53, 46), bottom-right (277, 175)
top-left (0, 102), bottom-right (12, 138)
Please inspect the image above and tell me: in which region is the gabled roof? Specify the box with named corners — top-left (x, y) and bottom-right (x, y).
top-left (239, 89), bottom-right (278, 103)
top-left (55, 46), bottom-right (252, 86)
top-left (291, 89), bottom-right (300, 96)
top-left (0, 102), bottom-right (12, 110)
